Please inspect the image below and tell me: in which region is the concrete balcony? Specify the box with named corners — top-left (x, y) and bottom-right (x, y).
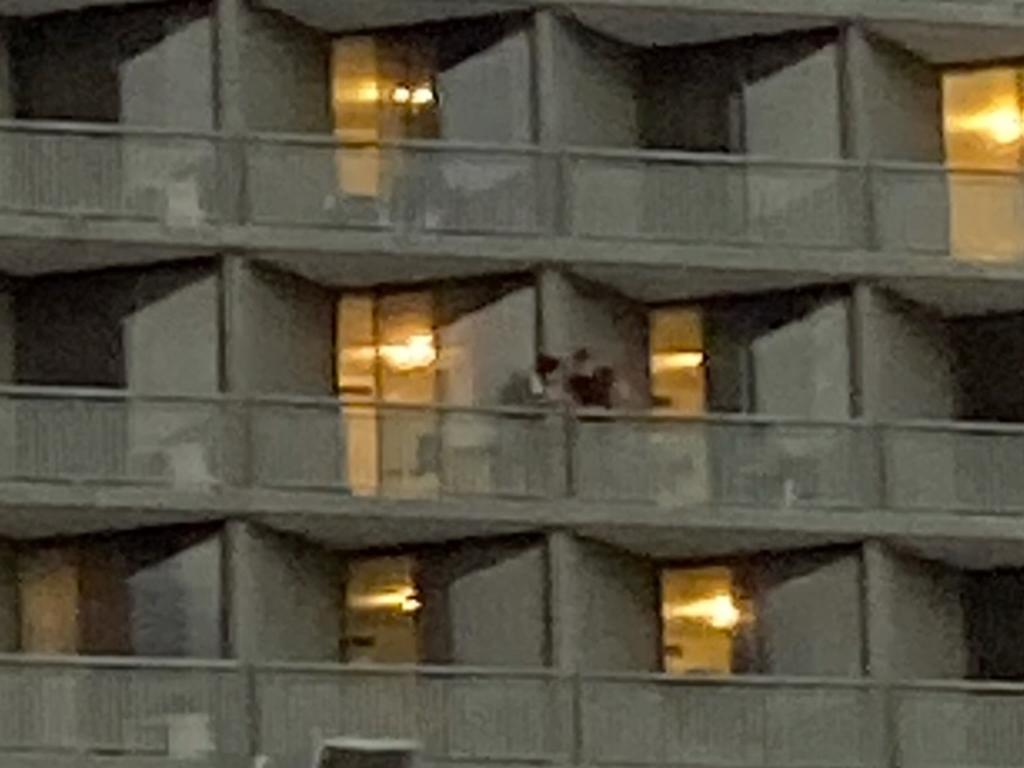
top-left (0, 655), bottom-right (1021, 768)
top-left (3, 387), bottom-right (1024, 523)
top-left (4, 123), bottom-right (1024, 283)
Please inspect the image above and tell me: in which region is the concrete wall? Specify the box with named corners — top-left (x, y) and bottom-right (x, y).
top-left (228, 522), bottom-right (342, 661)
top-left (751, 298), bottom-right (852, 419)
top-left (418, 539), bottom-right (548, 667)
top-left (540, 271), bottom-right (649, 407)
top-left (845, 28), bottom-right (943, 162)
top-left (124, 267), bottom-right (220, 395)
top-left (744, 44), bottom-right (841, 160)
top-left (129, 535), bottom-right (222, 658)
top-left (550, 534), bottom-right (659, 672)
top-left (439, 29), bottom-right (533, 143)
top-left (225, 261), bottom-right (334, 395)
top-left (120, 17), bottom-right (215, 130)
top-left (239, 6), bottom-right (330, 132)
top-left (855, 287), bottom-right (955, 420)
top-left (754, 550), bottom-right (863, 676)
top-left (864, 542), bottom-right (966, 679)
top-left (538, 14), bottom-right (638, 147)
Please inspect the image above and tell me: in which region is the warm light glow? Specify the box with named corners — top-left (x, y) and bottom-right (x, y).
top-left (665, 593), bottom-right (741, 630)
top-left (651, 351), bottom-right (705, 373)
top-left (391, 86), bottom-right (412, 105)
top-left (350, 586), bottom-right (421, 614)
top-left (341, 334), bottom-right (438, 372)
top-left (379, 333), bottom-right (437, 371)
top-left (952, 104), bottom-right (1024, 146)
top-left (356, 82), bottom-right (381, 103)
top-left (411, 86), bottom-right (435, 106)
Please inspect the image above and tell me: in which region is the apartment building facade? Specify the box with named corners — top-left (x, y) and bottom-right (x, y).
top-left (1, 0), bottom-right (1024, 765)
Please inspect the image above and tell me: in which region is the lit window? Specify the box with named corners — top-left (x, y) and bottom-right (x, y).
top-left (661, 567), bottom-right (752, 674)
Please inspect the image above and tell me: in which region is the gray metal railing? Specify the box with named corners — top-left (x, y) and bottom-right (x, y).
top-left (4, 121), bottom-right (1024, 263)
top-left (0, 657), bottom-right (1020, 768)
top-left (4, 387), bottom-right (1024, 516)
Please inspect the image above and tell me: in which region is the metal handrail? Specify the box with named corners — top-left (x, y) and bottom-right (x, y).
top-left (2, 384), bottom-right (1024, 435)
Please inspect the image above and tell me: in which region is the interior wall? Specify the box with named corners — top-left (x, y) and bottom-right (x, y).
top-left (0, 288), bottom-right (13, 383)
top-left (0, 26), bottom-right (12, 118)
top-left (240, 6), bottom-right (330, 132)
top-left (967, 570), bottom-right (1024, 680)
top-left (418, 539), bottom-right (548, 666)
top-left (845, 28), bottom-right (943, 162)
top-left (550, 534), bottom-right (659, 672)
top-left (856, 287), bottom-right (955, 420)
top-left (226, 261), bottom-right (334, 395)
top-left (540, 271), bottom-right (649, 407)
top-left (641, 47), bottom-right (735, 152)
top-left (953, 314), bottom-right (1024, 422)
top-left (228, 522), bottom-right (342, 661)
top-left (0, 542), bottom-right (18, 652)
top-left (864, 542), bottom-right (966, 679)
top-left (753, 550), bottom-right (863, 676)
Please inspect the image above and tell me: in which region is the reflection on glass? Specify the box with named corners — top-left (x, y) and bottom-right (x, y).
top-left (943, 69), bottom-right (1024, 261)
top-left (650, 308), bottom-right (705, 414)
top-left (18, 529), bottom-right (222, 657)
top-left (662, 567), bottom-right (751, 674)
top-left (336, 284), bottom-right (536, 496)
top-left (332, 36), bottom-right (441, 200)
top-left (344, 557), bottom-right (420, 663)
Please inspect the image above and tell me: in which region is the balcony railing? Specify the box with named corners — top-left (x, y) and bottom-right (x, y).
top-left (0, 656), bottom-right (1020, 768)
top-left (3, 121), bottom-right (1024, 263)
top-left (4, 387), bottom-right (1024, 516)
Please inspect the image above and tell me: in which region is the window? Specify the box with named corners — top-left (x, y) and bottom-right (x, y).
top-left (650, 308), bottom-right (705, 414)
top-left (943, 68), bottom-right (1024, 261)
top-left (343, 557), bottom-right (420, 664)
top-left (661, 566), bottom-right (752, 674)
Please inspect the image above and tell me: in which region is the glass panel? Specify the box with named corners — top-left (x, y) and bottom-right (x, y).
top-left (650, 308), bottom-right (705, 414)
top-left (944, 69), bottom-right (1024, 262)
top-left (344, 556), bottom-right (420, 664)
top-left (662, 567), bottom-right (752, 674)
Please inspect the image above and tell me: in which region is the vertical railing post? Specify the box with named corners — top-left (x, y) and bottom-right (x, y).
top-left (244, 663), bottom-right (262, 764)
top-left (557, 150), bottom-right (575, 237)
top-left (874, 423), bottom-right (889, 511)
top-left (875, 681), bottom-right (900, 768)
top-left (570, 671), bottom-right (585, 767)
top-left (562, 404), bottom-right (576, 499)
top-left (861, 161), bottom-right (880, 251)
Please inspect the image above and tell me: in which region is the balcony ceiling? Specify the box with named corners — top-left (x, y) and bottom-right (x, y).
top-left (570, 7), bottom-right (833, 47)
top-left (0, 0), bottom-right (157, 15)
top-left (871, 19), bottom-right (1024, 65)
top-left (256, 0), bottom-right (522, 32)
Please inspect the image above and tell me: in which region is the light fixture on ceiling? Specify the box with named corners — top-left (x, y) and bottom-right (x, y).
top-left (651, 351), bottom-right (705, 373)
top-left (664, 593), bottom-right (742, 630)
top-left (952, 103), bottom-right (1024, 146)
top-left (349, 586), bottom-right (422, 614)
top-left (341, 333), bottom-right (438, 372)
